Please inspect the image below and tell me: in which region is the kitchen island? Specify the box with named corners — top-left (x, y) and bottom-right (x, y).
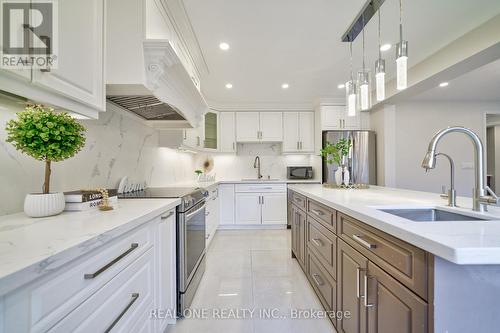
top-left (288, 184), bottom-right (500, 333)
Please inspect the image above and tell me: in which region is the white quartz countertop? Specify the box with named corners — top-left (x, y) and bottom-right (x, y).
top-left (288, 184), bottom-right (500, 265)
top-left (0, 198), bottom-right (180, 295)
top-left (162, 179), bottom-right (321, 190)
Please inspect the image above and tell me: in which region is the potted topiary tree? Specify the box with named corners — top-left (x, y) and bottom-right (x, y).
top-left (6, 105), bottom-right (86, 217)
top-left (320, 138), bottom-right (352, 185)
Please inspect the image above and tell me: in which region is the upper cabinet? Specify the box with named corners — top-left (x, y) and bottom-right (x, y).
top-left (0, 0), bottom-right (105, 118)
top-left (283, 112), bottom-right (315, 153)
top-left (203, 111), bottom-right (218, 150)
top-left (219, 112), bottom-right (236, 153)
top-left (235, 112), bottom-right (283, 142)
top-left (319, 104), bottom-right (370, 130)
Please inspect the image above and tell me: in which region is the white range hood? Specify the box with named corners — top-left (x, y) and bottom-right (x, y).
top-left (107, 39), bottom-right (207, 129)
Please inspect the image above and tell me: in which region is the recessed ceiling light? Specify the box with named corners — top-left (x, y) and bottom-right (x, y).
top-left (282, 83), bottom-right (289, 89)
top-left (380, 44), bottom-right (392, 52)
top-left (439, 82), bottom-right (449, 87)
top-left (219, 42), bottom-right (230, 51)
top-left (338, 83), bottom-right (345, 89)
top-left (225, 83), bottom-right (233, 89)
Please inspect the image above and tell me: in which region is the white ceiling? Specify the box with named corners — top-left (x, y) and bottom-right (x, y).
top-left (412, 58), bottom-right (500, 102)
top-left (183, 0), bottom-right (500, 107)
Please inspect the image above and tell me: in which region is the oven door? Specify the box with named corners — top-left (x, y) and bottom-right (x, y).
top-left (178, 200), bottom-right (206, 292)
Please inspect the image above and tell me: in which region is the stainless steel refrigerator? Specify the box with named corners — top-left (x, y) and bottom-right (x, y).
top-left (322, 131), bottom-right (377, 185)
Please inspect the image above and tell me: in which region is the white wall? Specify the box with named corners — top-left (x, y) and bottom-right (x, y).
top-left (372, 101), bottom-right (500, 196)
top-left (0, 99), bottom-right (195, 215)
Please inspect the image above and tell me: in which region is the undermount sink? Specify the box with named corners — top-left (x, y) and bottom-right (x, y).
top-left (379, 208), bottom-right (490, 222)
top-left (241, 178), bottom-right (280, 182)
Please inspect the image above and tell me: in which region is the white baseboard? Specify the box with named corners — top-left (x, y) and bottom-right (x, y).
top-left (217, 224), bottom-right (287, 230)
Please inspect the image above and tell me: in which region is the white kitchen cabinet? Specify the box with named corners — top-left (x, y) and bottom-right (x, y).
top-left (320, 104), bottom-right (370, 130)
top-left (261, 193), bottom-right (287, 225)
top-left (219, 184), bottom-right (235, 225)
top-left (183, 128), bottom-right (202, 149)
top-left (236, 112), bottom-right (260, 141)
top-left (236, 112), bottom-right (283, 142)
top-left (1, 209), bottom-right (176, 333)
top-left (283, 112), bottom-right (314, 153)
top-left (235, 193), bottom-right (262, 225)
top-left (203, 111), bottom-right (218, 151)
top-left (205, 187), bottom-right (219, 247)
top-left (219, 112), bottom-right (236, 152)
top-left (32, 0), bottom-right (105, 112)
top-left (259, 112), bottom-right (283, 141)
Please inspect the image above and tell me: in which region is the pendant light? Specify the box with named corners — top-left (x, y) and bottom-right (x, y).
top-left (375, 10), bottom-right (386, 101)
top-left (346, 42), bottom-right (357, 117)
top-left (396, 0), bottom-right (408, 90)
top-left (357, 15), bottom-right (371, 111)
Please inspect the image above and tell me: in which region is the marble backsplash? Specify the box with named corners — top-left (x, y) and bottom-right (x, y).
top-left (0, 100), bottom-right (195, 215)
top-left (0, 96), bottom-right (320, 215)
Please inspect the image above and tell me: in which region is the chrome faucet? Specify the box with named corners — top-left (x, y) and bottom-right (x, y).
top-left (421, 126), bottom-right (499, 212)
top-left (253, 156), bottom-right (263, 179)
top-left (436, 153), bottom-right (457, 207)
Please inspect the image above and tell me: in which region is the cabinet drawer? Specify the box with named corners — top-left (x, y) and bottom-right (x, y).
top-left (291, 191), bottom-right (307, 210)
top-left (3, 221), bottom-right (155, 333)
top-left (307, 217), bottom-right (337, 279)
top-left (307, 199), bottom-right (336, 233)
top-left (235, 183), bottom-right (286, 193)
top-left (338, 213), bottom-right (428, 300)
top-left (49, 248), bottom-right (155, 332)
top-left (307, 252), bottom-right (337, 312)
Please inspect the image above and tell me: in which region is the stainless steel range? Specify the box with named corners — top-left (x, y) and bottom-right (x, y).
top-left (119, 187), bottom-right (208, 316)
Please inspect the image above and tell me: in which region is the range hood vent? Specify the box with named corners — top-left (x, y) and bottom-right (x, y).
top-left (106, 95), bottom-right (186, 121)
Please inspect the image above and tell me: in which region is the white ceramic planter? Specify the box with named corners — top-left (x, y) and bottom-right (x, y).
top-left (24, 193), bottom-right (65, 218)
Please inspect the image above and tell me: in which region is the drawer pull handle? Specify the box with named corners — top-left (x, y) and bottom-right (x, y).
top-left (312, 273), bottom-right (325, 287)
top-left (352, 235), bottom-right (377, 249)
top-left (104, 293), bottom-right (139, 333)
top-left (84, 243), bottom-right (139, 279)
top-left (295, 198), bottom-right (302, 203)
top-left (311, 209), bottom-right (325, 216)
top-left (312, 238), bottom-right (323, 247)
top-left (364, 275), bottom-right (376, 308)
top-left (161, 211), bottom-right (174, 219)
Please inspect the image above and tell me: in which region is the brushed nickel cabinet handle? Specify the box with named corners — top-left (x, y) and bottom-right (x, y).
top-left (84, 243), bottom-right (139, 279)
top-left (161, 211), bottom-right (174, 220)
top-left (312, 273), bottom-right (324, 287)
top-left (104, 293), bottom-right (139, 333)
top-left (352, 234), bottom-right (377, 249)
top-left (339, 119), bottom-right (342, 128)
top-left (233, 142), bottom-right (235, 150)
top-left (312, 238), bottom-right (323, 247)
top-left (364, 275), bottom-right (375, 308)
top-left (297, 141), bottom-right (299, 150)
top-left (311, 209), bottom-right (325, 216)
top-left (295, 197), bottom-right (302, 203)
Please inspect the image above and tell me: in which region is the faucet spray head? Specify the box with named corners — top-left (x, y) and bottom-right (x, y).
top-left (421, 150), bottom-right (436, 171)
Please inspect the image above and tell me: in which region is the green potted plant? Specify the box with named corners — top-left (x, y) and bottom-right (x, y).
top-left (6, 105), bottom-right (86, 217)
top-left (320, 138), bottom-right (352, 185)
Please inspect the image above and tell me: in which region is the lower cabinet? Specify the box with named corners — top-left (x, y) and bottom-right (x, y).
top-left (234, 184), bottom-right (287, 225)
top-left (1, 209), bottom-right (177, 333)
top-left (206, 186), bottom-right (220, 247)
top-left (289, 191), bottom-right (430, 333)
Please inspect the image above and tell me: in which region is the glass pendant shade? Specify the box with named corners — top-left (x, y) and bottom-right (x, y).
top-left (346, 80), bottom-right (357, 117)
top-left (375, 58), bottom-right (386, 101)
top-left (357, 71), bottom-right (371, 111)
top-left (396, 41), bottom-right (408, 90)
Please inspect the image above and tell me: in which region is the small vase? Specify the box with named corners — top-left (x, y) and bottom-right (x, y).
top-left (334, 168), bottom-right (343, 185)
top-left (343, 168), bottom-right (350, 185)
top-left (24, 193), bottom-right (65, 218)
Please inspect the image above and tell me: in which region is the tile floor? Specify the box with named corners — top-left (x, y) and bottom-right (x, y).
top-left (168, 229), bottom-right (336, 333)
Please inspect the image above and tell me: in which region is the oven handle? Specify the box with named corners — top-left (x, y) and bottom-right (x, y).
top-left (185, 204), bottom-right (206, 220)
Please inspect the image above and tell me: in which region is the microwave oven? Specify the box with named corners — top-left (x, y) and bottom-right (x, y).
top-left (287, 166), bottom-right (313, 180)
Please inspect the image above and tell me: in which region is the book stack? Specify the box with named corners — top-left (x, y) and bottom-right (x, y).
top-left (64, 189), bottom-right (118, 211)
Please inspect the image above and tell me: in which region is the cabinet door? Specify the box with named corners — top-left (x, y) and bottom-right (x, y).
top-left (203, 111), bottom-right (218, 150)
top-left (219, 184), bottom-right (235, 225)
top-left (297, 208), bottom-right (307, 266)
top-left (321, 105), bottom-right (344, 130)
top-left (183, 128), bottom-right (200, 149)
top-left (261, 193), bottom-right (287, 225)
top-left (299, 112), bottom-right (315, 152)
top-left (337, 240), bottom-right (368, 333)
top-left (283, 112), bottom-right (300, 152)
top-left (291, 205), bottom-right (299, 255)
top-left (32, 0), bottom-right (105, 111)
top-left (260, 112), bottom-right (283, 141)
top-left (235, 193), bottom-right (261, 224)
top-left (367, 262), bottom-right (427, 333)
top-left (219, 112), bottom-right (236, 152)
top-left (236, 112), bottom-right (260, 142)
